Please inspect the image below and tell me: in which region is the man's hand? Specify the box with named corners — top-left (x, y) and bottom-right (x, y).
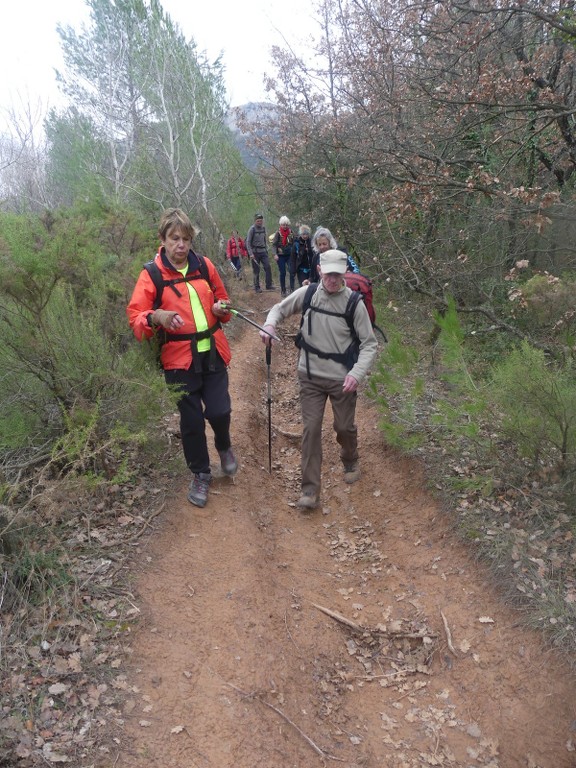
top-left (152, 309), bottom-right (184, 331)
top-left (259, 324), bottom-right (277, 346)
top-left (342, 374), bottom-right (359, 393)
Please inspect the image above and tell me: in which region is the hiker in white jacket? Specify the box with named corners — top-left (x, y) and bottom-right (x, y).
top-left (260, 249), bottom-right (378, 510)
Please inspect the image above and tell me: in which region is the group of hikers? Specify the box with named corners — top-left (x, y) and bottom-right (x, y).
top-left (226, 213), bottom-right (360, 296)
top-left (127, 208), bottom-right (378, 512)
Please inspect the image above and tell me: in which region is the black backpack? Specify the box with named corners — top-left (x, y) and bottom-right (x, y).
top-left (295, 284), bottom-right (367, 376)
top-left (143, 254), bottom-right (210, 309)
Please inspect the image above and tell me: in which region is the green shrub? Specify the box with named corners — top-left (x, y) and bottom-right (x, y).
top-left (491, 341), bottom-right (576, 469)
top-left (368, 328), bottom-right (425, 449)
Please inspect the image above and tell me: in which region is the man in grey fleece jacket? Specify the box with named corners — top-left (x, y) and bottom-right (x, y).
top-left (260, 249), bottom-right (378, 510)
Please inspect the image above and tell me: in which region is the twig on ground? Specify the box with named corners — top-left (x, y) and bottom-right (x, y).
top-left (313, 603), bottom-right (438, 639)
top-left (312, 603), bottom-right (363, 631)
top-left (226, 683), bottom-right (345, 762)
top-left (129, 502), bottom-right (166, 542)
top-left (284, 609), bottom-right (301, 653)
top-left (440, 610), bottom-right (459, 657)
top-left (274, 426), bottom-right (301, 440)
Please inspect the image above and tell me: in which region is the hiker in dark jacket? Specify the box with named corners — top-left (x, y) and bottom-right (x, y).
top-left (271, 215), bottom-right (294, 296)
top-left (259, 249), bottom-right (378, 511)
top-left (290, 224), bottom-right (314, 290)
top-left (309, 226), bottom-right (360, 284)
top-left (246, 213), bottom-right (275, 293)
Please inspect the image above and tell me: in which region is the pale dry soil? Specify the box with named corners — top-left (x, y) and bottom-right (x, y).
top-left (113, 291), bottom-right (576, 768)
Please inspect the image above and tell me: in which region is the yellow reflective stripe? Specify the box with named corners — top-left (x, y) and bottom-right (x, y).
top-left (178, 267), bottom-right (210, 352)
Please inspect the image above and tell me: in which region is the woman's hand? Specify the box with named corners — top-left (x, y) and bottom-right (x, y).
top-left (212, 301), bottom-right (231, 318)
top-left (151, 309), bottom-right (184, 331)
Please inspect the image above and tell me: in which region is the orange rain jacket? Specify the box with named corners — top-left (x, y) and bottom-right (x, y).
top-left (127, 247), bottom-right (232, 370)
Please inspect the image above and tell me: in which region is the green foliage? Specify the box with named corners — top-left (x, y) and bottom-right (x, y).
top-left (370, 300), bottom-right (493, 456)
top-left (49, 0), bottom-right (249, 234)
top-left (368, 328), bottom-right (425, 450)
top-left (430, 300), bottom-right (490, 446)
top-left (44, 107), bottom-right (111, 208)
top-left (0, 208), bottom-right (174, 477)
top-left (9, 546), bottom-right (72, 605)
top-left (491, 341), bottom-right (576, 468)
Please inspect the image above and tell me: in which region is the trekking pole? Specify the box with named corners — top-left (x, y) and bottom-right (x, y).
top-left (266, 344), bottom-right (272, 474)
top-left (221, 304), bottom-right (281, 342)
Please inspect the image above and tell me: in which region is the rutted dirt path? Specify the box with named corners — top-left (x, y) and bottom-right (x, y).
top-left (113, 291), bottom-right (576, 768)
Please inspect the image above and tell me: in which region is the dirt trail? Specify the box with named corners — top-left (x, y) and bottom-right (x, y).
top-left (113, 290), bottom-right (576, 768)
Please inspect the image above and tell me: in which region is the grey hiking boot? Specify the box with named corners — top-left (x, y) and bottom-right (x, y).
top-left (218, 447), bottom-right (238, 476)
top-left (344, 463), bottom-right (361, 484)
top-left (188, 472), bottom-right (212, 507)
top-left (296, 492), bottom-right (319, 510)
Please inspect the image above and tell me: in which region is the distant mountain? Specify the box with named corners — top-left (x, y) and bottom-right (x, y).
top-left (226, 102), bottom-right (278, 171)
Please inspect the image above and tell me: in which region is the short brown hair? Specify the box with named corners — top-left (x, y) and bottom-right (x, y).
top-left (158, 208), bottom-right (197, 240)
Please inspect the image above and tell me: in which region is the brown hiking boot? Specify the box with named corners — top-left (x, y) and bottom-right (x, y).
top-left (344, 463), bottom-right (361, 484)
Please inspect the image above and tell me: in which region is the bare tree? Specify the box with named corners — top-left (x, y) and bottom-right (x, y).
top-left (0, 101), bottom-right (50, 212)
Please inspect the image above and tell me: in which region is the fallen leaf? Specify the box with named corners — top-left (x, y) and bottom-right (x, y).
top-left (48, 683), bottom-right (68, 695)
top-left (139, 720), bottom-right (152, 727)
top-left (42, 745), bottom-right (69, 763)
top-left (171, 725), bottom-right (185, 734)
top-left (478, 616), bottom-right (494, 624)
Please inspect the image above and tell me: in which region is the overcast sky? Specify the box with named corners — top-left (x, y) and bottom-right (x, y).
top-left (0, 0), bottom-right (314, 120)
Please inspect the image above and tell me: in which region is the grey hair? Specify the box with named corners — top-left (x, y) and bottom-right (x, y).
top-left (279, 215), bottom-right (291, 226)
top-left (299, 224), bottom-right (311, 236)
top-left (312, 226), bottom-right (338, 253)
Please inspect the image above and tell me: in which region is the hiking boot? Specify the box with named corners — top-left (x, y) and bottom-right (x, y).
top-left (296, 492), bottom-right (318, 510)
top-left (188, 472), bottom-right (212, 507)
top-left (265, 285), bottom-right (276, 291)
top-left (218, 447), bottom-right (238, 476)
top-left (255, 287), bottom-right (263, 293)
top-left (344, 463), bottom-right (361, 484)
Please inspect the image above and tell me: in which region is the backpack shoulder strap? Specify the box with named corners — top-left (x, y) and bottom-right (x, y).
top-left (144, 255), bottom-right (211, 310)
top-left (301, 283), bottom-right (318, 319)
top-left (143, 261), bottom-right (164, 310)
top-left (197, 253), bottom-right (210, 282)
top-left (344, 290), bottom-right (362, 333)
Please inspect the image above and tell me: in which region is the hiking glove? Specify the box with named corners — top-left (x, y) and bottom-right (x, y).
top-left (151, 309), bottom-right (183, 330)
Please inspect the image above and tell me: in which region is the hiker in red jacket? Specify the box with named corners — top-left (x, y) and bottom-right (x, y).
top-left (226, 229), bottom-right (248, 278)
top-left (271, 215), bottom-right (294, 296)
top-left (127, 208), bottom-right (238, 509)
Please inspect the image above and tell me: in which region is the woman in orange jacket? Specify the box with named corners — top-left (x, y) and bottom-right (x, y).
top-left (127, 208), bottom-right (238, 508)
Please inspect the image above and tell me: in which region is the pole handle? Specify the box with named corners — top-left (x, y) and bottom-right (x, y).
top-left (266, 345), bottom-right (272, 365)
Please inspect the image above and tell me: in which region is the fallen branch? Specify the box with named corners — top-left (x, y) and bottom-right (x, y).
top-left (312, 603), bottom-right (363, 632)
top-left (313, 603), bottom-right (438, 639)
top-left (440, 610), bottom-right (459, 657)
top-left (227, 683), bottom-right (345, 762)
top-left (128, 502), bottom-right (166, 542)
top-left (274, 426), bottom-right (301, 440)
